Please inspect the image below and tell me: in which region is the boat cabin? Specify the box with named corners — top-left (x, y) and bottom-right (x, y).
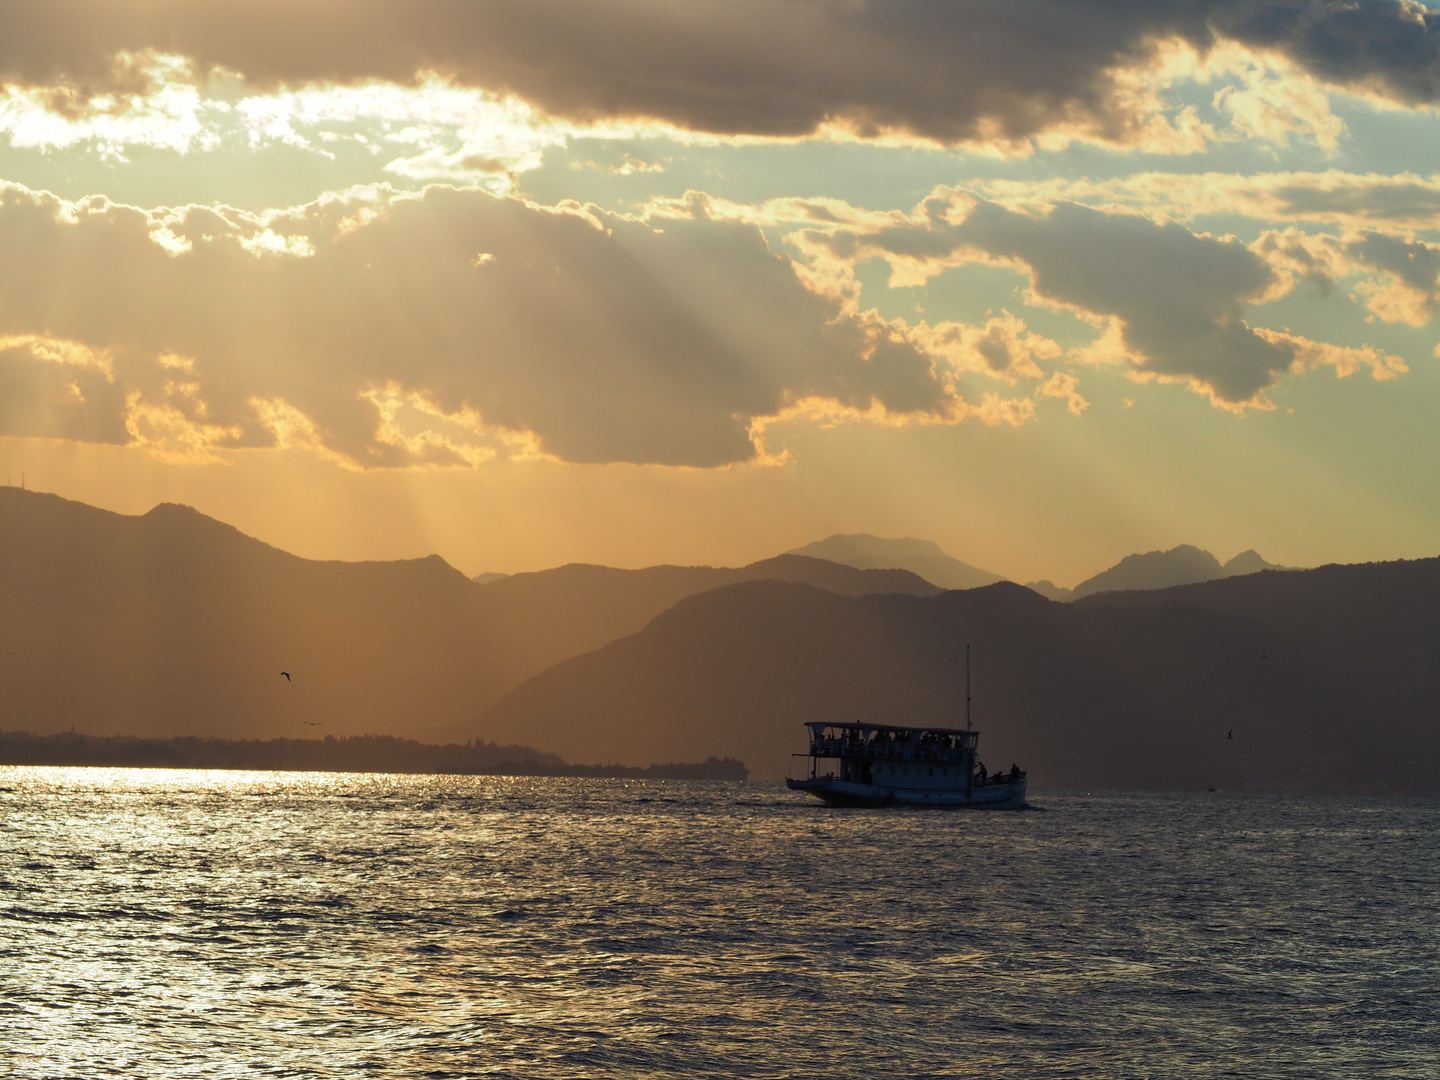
top-left (798, 721), bottom-right (980, 785)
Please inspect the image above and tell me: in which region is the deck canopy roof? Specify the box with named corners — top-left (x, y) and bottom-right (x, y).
top-left (805, 721), bottom-right (976, 738)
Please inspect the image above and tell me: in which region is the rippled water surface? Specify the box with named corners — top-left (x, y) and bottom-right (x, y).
top-left (2, 769), bottom-right (1438, 1078)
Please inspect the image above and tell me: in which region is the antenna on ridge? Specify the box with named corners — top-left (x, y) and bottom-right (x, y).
top-left (966, 643), bottom-right (972, 731)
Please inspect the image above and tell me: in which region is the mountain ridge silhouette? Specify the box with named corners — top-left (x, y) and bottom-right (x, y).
top-left (786, 533), bottom-right (1005, 590)
top-left (7, 487), bottom-right (1433, 795)
top-left (0, 488), bottom-right (937, 742)
top-left (478, 566), bottom-right (1440, 793)
top-left (1028, 544), bottom-right (1292, 600)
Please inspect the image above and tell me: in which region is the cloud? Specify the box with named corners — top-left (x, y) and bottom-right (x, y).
top-left (1210, 52), bottom-right (1345, 151)
top-left (971, 170), bottom-right (1440, 232)
top-left (1255, 327), bottom-right (1408, 381)
top-left (649, 186), bottom-right (1413, 408)
top-left (1347, 231), bottom-right (1440, 324)
top-left (0, 335), bottom-right (129, 444)
top-left (839, 194), bottom-right (1296, 404)
top-left (1267, 174), bottom-right (1440, 230)
top-left (1035, 370), bottom-right (1091, 414)
top-left (0, 60), bottom-right (577, 191)
top-left (0, 182), bottom-right (972, 468)
top-left (802, 189), bottom-right (1409, 407)
top-left (0, 51), bottom-right (218, 155)
top-left (961, 172), bottom-right (1440, 325)
top-left (3, 1), bottom-right (1439, 148)
top-left (904, 311), bottom-right (1062, 383)
top-left (1255, 226), bottom-right (1440, 324)
top-left (234, 80), bottom-right (574, 186)
top-left (1215, 0), bottom-right (1440, 108)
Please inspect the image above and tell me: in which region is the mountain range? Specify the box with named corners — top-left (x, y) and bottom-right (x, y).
top-left (786, 532), bottom-right (1290, 600)
top-left (787, 534), bottom-right (1005, 590)
top-left (0, 488), bottom-right (934, 742)
top-left (1026, 544), bottom-right (1290, 600)
top-left (3, 487), bottom-right (1430, 795)
top-left (482, 566), bottom-right (1440, 791)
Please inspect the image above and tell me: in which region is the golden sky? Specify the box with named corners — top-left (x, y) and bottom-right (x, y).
top-left (1, 1), bottom-right (1437, 584)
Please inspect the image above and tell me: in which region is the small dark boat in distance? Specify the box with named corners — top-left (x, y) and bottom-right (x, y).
top-left (785, 644), bottom-right (1027, 808)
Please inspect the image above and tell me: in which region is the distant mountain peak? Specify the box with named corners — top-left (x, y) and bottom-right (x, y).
top-left (1069, 545), bottom-right (1222, 599)
top-left (786, 533), bottom-right (1004, 591)
top-left (1223, 549), bottom-right (1287, 576)
top-left (146, 501), bottom-right (205, 516)
top-left (793, 533), bottom-right (949, 560)
top-left (1066, 544), bottom-right (1291, 600)
top-left (1023, 579), bottom-right (1073, 602)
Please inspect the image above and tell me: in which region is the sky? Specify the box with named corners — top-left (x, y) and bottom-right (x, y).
top-left (1, 0), bottom-right (1438, 586)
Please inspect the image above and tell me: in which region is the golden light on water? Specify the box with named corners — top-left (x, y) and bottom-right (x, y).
top-left (4, 769), bottom-right (1439, 1076)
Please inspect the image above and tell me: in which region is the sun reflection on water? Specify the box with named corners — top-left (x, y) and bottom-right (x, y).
top-left (1, 769), bottom-right (1438, 1078)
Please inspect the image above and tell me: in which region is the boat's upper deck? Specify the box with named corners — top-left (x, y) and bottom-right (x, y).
top-left (802, 722), bottom-right (978, 764)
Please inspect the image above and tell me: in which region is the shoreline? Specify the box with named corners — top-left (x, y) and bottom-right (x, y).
top-left (0, 731), bottom-right (748, 781)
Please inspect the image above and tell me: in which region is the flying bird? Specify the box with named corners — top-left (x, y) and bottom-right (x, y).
top-left (302, 721), bottom-right (321, 727)
top-left (281, 672), bottom-right (291, 681)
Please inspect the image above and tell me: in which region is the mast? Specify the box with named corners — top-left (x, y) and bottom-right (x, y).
top-left (965, 643), bottom-right (971, 731)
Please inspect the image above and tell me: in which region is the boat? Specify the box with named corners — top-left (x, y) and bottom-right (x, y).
top-left (785, 646), bottom-right (1027, 808)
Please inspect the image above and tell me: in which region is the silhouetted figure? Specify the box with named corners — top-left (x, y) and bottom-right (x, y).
top-left (1227, 729), bottom-right (1234, 740)
top-left (281, 672), bottom-right (291, 681)
top-left (1009, 764), bottom-right (1020, 781)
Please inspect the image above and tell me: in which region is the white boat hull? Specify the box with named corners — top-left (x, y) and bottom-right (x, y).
top-left (786, 775), bottom-right (1027, 809)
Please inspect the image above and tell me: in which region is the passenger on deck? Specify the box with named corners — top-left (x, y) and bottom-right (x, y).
top-left (1010, 764), bottom-right (1020, 781)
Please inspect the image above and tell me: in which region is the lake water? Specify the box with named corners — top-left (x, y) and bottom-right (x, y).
top-left (2, 768), bottom-right (1437, 1078)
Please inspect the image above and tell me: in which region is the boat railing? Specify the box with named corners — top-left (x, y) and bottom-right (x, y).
top-left (807, 737), bottom-right (970, 765)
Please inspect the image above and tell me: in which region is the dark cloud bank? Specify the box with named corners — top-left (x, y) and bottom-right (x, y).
top-left (1, 1), bottom-right (1438, 142)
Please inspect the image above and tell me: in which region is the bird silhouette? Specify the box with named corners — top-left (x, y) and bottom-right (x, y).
top-left (1227, 729), bottom-right (1234, 740)
top-left (302, 721), bottom-right (321, 727)
top-left (281, 672), bottom-right (291, 681)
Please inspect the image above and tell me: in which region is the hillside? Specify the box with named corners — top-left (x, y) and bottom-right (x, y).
top-left (467, 554), bottom-right (940, 694)
top-left (0, 489), bottom-right (936, 741)
top-left (1076, 558), bottom-right (1440, 648)
top-left (479, 567), bottom-right (1440, 794)
top-left (787, 533), bottom-right (1004, 590)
